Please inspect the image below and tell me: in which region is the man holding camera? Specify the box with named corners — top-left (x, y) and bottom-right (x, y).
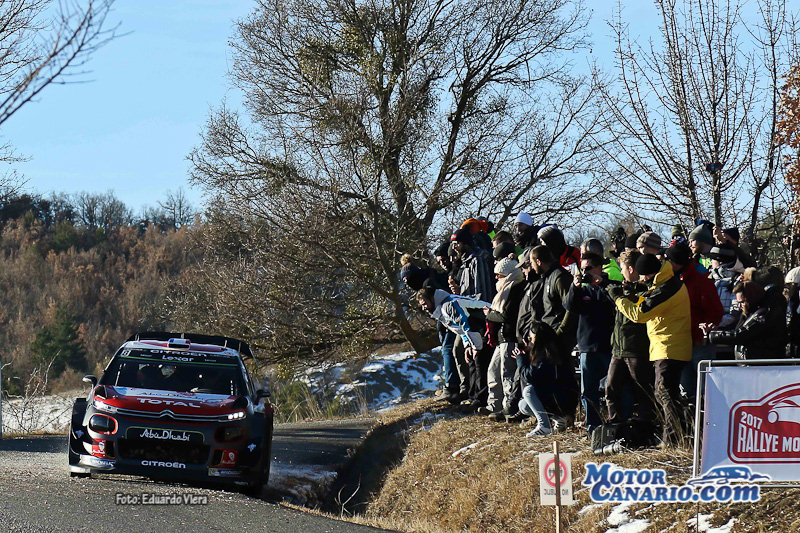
top-left (565, 253), bottom-right (618, 435)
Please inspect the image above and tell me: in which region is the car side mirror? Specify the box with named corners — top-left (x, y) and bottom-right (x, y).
top-left (82, 375), bottom-right (98, 387)
top-left (256, 389), bottom-right (270, 401)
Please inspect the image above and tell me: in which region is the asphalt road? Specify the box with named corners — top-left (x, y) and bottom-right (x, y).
top-left (0, 419), bottom-right (393, 533)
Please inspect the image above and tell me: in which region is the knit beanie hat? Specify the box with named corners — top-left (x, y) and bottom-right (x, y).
top-left (494, 257), bottom-right (519, 276)
top-left (665, 243), bottom-right (691, 265)
top-left (636, 231), bottom-right (661, 251)
top-left (400, 262), bottom-right (432, 291)
top-left (515, 212), bottom-right (534, 227)
top-left (537, 225), bottom-right (566, 257)
top-left (493, 242), bottom-right (517, 261)
top-left (624, 234), bottom-right (639, 249)
top-left (461, 218), bottom-right (489, 235)
top-left (671, 225), bottom-right (685, 238)
top-left (434, 240), bottom-right (451, 259)
top-left (786, 266), bottom-right (800, 285)
top-left (451, 228), bottom-right (473, 246)
top-left (709, 244), bottom-right (736, 263)
top-left (689, 224), bottom-right (715, 246)
top-left (635, 253), bottom-right (662, 276)
top-left (722, 227), bottom-right (740, 244)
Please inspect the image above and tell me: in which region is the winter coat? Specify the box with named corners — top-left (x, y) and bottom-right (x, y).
top-left (614, 262), bottom-right (692, 362)
top-left (607, 282), bottom-right (650, 359)
top-left (516, 266), bottom-right (576, 351)
top-left (458, 248), bottom-right (496, 302)
top-left (709, 264), bottom-right (742, 329)
top-left (691, 253), bottom-right (709, 274)
top-left (565, 279), bottom-right (617, 353)
top-left (516, 352), bottom-right (579, 417)
top-left (560, 246), bottom-right (581, 269)
top-left (708, 287), bottom-right (787, 360)
top-left (731, 243), bottom-right (757, 269)
top-left (486, 274), bottom-right (527, 345)
top-left (679, 260), bottom-right (724, 345)
top-left (603, 257), bottom-right (624, 282)
top-left (430, 289), bottom-right (491, 350)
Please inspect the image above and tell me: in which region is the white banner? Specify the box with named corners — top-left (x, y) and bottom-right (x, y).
top-left (702, 365), bottom-right (800, 481)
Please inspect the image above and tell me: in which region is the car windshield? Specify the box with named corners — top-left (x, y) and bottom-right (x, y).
top-left (100, 353), bottom-right (246, 396)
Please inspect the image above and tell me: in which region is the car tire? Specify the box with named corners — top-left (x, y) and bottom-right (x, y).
top-left (243, 417), bottom-right (273, 496)
top-left (68, 398), bottom-right (91, 478)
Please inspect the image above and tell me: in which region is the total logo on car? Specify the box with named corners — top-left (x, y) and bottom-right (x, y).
top-left (68, 332), bottom-right (274, 494)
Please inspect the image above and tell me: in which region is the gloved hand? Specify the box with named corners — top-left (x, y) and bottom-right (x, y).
top-left (607, 284), bottom-right (625, 301)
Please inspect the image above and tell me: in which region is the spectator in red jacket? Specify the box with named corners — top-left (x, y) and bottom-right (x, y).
top-left (665, 243), bottom-right (723, 401)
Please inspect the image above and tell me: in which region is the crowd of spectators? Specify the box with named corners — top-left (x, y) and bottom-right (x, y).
top-left (404, 216), bottom-right (800, 448)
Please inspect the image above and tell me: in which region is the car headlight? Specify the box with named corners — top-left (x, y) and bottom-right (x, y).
top-left (94, 399), bottom-right (118, 413)
top-left (226, 411), bottom-right (245, 421)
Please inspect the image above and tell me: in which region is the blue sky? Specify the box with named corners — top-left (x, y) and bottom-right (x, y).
top-left (0, 0), bottom-right (658, 213)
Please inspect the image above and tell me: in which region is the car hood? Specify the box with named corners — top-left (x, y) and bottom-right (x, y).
top-left (95, 386), bottom-right (243, 416)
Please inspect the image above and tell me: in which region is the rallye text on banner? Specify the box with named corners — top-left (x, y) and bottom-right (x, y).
top-left (68, 332), bottom-right (274, 493)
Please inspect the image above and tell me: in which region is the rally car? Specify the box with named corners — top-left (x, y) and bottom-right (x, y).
top-left (68, 332), bottom-right (274, 493)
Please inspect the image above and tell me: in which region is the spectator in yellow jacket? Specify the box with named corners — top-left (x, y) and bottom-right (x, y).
top-left (611, 255), bottom-right (691, 446)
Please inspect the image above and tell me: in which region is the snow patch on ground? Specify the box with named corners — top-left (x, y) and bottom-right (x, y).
top-left (687, 514), bottom-right (737, 533)
top-left (605, 503), bottom-right (650, 533)
top-left (452, 441), bottom-right (481, 458)
top-left (303, 349), bottom-right (443, 411)
top-left (268, 463), bottom-right (338, 506)
top-left (579, 503), bottom-right (604, 515)
top-left (1, 390), bottom-right (80, 435)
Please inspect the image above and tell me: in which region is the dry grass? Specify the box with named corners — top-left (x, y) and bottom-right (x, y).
top-left (347, 397), bottom-right (798, 533)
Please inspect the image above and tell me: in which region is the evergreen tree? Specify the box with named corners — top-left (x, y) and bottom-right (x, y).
top-left (31, 306), bottom-right (87, 377)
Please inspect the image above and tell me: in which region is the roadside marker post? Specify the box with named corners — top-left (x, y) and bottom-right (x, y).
top-left (539, 441), bottom-right (574, 532)
top-left (554, 441), bottom-right (561, 533)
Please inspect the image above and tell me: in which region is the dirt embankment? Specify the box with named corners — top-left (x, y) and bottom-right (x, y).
top-left (322, 398), bottom-right (800, 533)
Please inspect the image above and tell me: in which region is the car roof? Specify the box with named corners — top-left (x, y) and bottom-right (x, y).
top-left (125, 331), bottom-right (253, 360)
top-left (122, 340), bottom-right (244, 358)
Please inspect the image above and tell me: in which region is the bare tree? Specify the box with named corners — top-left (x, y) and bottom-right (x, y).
top-left (158, 188), bottom-right (195, 230)
top-left (0, 0), bottom-right (116, 128)
top-left (74, 191), bottom-right (131, 231)
top-left (0, 0), bottom-right (116, 199)
top-left (187, 0), bottom-right (606, 355)
top-left (596, 0), bottom-right (797, 235)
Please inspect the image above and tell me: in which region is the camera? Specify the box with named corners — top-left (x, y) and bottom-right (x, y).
top-left (580, 271), bottom-right (594, 284)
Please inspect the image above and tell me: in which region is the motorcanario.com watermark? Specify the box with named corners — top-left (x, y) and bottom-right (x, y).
top-left (583, 463), bottom-right (764, 503)
top-left (115, 492), bottom-right (209, 505)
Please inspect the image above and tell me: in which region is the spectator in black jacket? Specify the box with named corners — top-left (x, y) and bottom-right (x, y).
top-left (565, 252), bottom-right (616, 434)
top-left (516, 245), bottom-right (576, 358)
top-left (707, 280), bottom-right (787, 360)
top-left (516, 322), bottom-right (579, 436)
top-left (605, 251), bottom-right (654, 423)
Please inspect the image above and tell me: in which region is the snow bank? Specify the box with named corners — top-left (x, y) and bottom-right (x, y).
top-left (1, 390), bottom-right (81, 435)
top-left (303, 349), bottom-right (443, 410)
top-left (605, 503), bottom-right (651, 533)
top-left (687, 514), bottom-right (737, 533)
top-left (267, 463), bottom-right (338, 506)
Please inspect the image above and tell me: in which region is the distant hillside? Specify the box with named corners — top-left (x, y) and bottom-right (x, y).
top-left (0, 192), bottom-right (197, 395)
